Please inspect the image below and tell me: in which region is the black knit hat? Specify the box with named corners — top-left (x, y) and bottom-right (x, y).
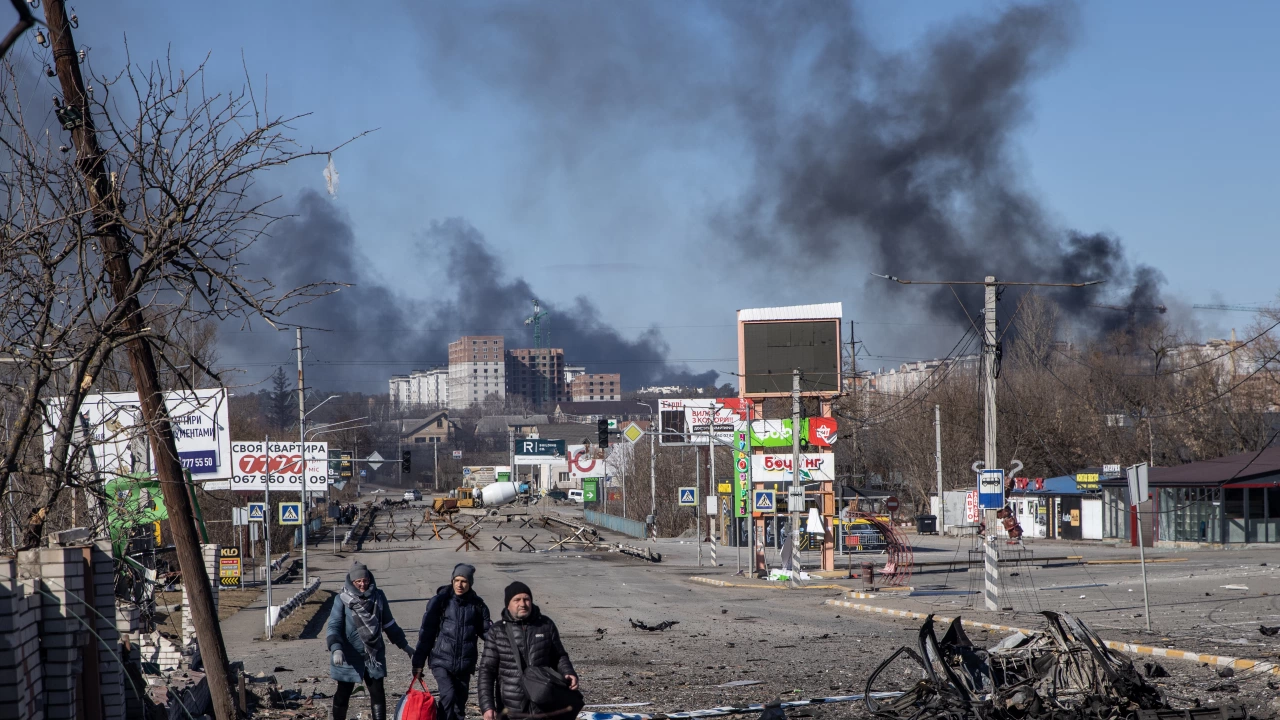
top-left (452, 563), bottom-right (476, 584)
top-left (504, 581), bottom-right (532, 606)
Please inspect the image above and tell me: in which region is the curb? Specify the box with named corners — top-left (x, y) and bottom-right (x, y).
top-left (689, 576), bottom-right (847, 590)
top-left (823, 598), bottom-right (1280, 675)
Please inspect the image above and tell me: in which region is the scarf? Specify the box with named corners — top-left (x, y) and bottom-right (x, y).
top-left (341, 578), bottom-right (386, 674)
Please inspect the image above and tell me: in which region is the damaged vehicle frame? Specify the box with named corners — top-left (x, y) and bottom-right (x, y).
top-left (864, 611), bottom-right (1250, 720)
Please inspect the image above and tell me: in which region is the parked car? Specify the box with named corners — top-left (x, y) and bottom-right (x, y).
top-left (567, 489), bottom-right (584, 503)
top-left (546, 490), bottom-right (568, 501)
top-left (403, 489), bottom-right (421, 501)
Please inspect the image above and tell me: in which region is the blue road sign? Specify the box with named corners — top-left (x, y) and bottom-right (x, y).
top-left (360, 469), bottom-right (367, 477)
top-left (247, 503), bottom-right (265, 522)
top-left (753, 490), bottom-right (776, 513)
top-left (278, 502), bottom-right (303, 525)
top-left (678, 487), bottom-right (697, 506)
top-left (978, 469), bottom-right (1005, 509)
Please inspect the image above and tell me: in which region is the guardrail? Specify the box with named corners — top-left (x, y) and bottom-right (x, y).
top-left (583, 509), bottom-right (647, 539)
top-left (272, 577), bottom-right (322, 627)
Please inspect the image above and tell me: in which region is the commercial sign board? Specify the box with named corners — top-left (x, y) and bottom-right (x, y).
top-left (1074, 472), bottom-right (1100, 491)
top-left (567, 445), bottom-right (604, 480)
top-left (749, 453), bottom-right (835, 483)
top-left (43, 388), bottom-right (233, 479)
top-left (204, 441), bottom-right (328, 491)
top-left (657, 398), bottom-right (754, 446)
top-left (731, 429), bottom-right (751, 518)
top-left (218, 547), bottom-right (241, 588)
top-left (582, 478), bottom-right (599, 503)
top-left (460, 466), bottom-right (510, 486)
top-left (515, 439), bottom-right (565, 457)
top-left (737, 304), bottom-right (842, 396)
top-left (744, 418), bottom-right (837, 448)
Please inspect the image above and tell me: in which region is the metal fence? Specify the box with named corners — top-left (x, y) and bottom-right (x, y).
top-left (583, 509), bottom-right (647, 539)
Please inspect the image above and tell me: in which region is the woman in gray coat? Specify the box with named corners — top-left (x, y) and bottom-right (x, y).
top-left (326, 562), bottom-right (411, 720)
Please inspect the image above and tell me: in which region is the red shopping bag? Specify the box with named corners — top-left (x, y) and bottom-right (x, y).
top-left (395, 676), bottom-right (437, 720)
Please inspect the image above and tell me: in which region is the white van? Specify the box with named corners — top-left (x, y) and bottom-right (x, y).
top-left (567, 489), bottom-right (584, 503)
top-left (403, 489), bottom-right (421, 501)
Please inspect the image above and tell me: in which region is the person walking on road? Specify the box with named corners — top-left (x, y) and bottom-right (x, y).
top-left (327, 561), bottom-right (412, 720)
top-left (412, 563), bottom-right (492, 720)
top-left (478, 582), bottom-right (582, 720)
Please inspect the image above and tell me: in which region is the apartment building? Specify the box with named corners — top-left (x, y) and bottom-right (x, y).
top-left (389, 367), bottom-right (449, 407)
top-left (569, 373), bottom-right (621, 402)
top-left (505, 347), bottom-right (568, 408)
top-left (448, 336), bottom-right (506, 409)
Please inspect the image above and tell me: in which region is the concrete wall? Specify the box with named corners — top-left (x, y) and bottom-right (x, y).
top-left (584, 509), bottom-right (646, 539)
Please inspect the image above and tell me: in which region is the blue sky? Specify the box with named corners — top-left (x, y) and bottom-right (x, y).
top-left (71, 1), bottom-right (1280, 389)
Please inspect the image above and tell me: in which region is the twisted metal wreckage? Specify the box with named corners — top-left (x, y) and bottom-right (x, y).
top-left (865, 612), bottom-right (1263, 720)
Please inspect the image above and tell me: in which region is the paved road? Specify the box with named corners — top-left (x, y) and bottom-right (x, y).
top-left (218, 503), bottom-right (1280, 716)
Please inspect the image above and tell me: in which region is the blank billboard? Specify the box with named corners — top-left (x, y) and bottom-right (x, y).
top-left (742, 320), bottom-right (840, 395)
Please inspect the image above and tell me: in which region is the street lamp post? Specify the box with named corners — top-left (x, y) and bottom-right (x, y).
top-left (637, 402), bottom-right (656, 541)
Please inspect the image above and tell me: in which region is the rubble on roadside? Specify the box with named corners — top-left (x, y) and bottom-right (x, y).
top-left (865, 611), bottom-right (1274, 720)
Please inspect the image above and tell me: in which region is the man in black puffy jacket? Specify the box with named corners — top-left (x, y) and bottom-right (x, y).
top-left (413, 564), bottom-right (492, 720)
top-left (478, 582), bottom-right (580, 720)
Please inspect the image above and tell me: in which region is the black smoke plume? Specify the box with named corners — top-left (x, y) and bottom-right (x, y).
top-left (220, 192), bottom-right (715, 392)
top-left (409, 1), bottom-right (1165, 335)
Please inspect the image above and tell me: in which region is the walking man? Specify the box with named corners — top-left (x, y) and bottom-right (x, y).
top-left (478, 582), bottom-right (581, 720)
top-left (413, 564), bottom-right (492, 720)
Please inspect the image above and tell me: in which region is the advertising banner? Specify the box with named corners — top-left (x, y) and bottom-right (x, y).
top-left (218, 547), bottom-right (241, 588)
top-left (749, 453), bottom-right (835, 483)
top-left (657, 398), bottom-right (755, 446)
top-left (44, 388), bottom-right (232, 479)
top-left (567, 445), bottom-right (604, 480)
top-left (515, 438), bottom-right (565, 457)
top-left (744, 418), bottom-right (838, 448)
top-left (209, 441), bottom-right (329, 491)
top-left (730, 428), bottom-right (750, 518)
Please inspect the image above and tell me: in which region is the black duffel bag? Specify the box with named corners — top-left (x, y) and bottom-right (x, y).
top-left (503, 623), bottom-right (583, 717)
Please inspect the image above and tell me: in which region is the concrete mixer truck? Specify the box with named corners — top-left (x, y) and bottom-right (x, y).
top-left (472, 481), bottom-right (529, 508)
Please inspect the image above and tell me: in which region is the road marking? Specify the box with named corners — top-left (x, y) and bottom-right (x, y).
top-left (689, 576), bottom-right (846, 590)
top-left (823, 598), bottom-right (1280, 675)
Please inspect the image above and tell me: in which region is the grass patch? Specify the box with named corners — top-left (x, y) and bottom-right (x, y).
top-left (271, 589), bottom-right (337, 641)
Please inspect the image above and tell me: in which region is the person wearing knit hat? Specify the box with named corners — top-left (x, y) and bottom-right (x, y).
top-left (478, 582), bottom-right (582, 720)
top-left (326, 562), bottom-right (411, 720)
top-left (413, 563), bottom-right (491, 720)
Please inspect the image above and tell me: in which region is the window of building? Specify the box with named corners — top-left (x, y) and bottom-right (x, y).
top-left (414, 437), bottom-right (426, 444)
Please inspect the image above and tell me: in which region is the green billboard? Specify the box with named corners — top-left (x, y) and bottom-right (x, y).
top-left (582, 478), bottom-right (599, 503)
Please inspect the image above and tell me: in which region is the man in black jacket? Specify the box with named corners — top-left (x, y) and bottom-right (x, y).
top-left (413, 564), bottom-right (492, 720)
top-left (478, 582), bottom-right (580, 720)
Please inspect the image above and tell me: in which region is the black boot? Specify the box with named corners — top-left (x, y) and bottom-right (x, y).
top-left (332, 700), bottom-right (349, 720)
top-left (370, 703), bottom-right (387, 720)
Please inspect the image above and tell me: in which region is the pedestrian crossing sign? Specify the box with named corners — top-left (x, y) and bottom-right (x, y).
top-left (678, 487), bottom-right (697, 506)
top-left (753, 490), bottom-right (776, 514)
top-left (278, 502), bottom-right (303, 525)
top-left (248, 503), bottom-right (265, 522)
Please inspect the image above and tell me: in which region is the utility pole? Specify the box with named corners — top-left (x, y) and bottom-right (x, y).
top-left (789, 369), bottom-right (802, 571)
top-left (695, 447), bottom-right (701, 566)
top-left (508, 426), bottom-right (515, 484)
top-left (43, 3), bottom-right (236, 717)
top-left (264, 434), bottom-right (273, 640)
top-left (296, 328), bottom-right (308, 587)
top-left (433, 441), bottom-right (439, 492)
top-left (872, 271), bottom-right (1103, 613)
top-left (935, 404), bottom-right (944, 529)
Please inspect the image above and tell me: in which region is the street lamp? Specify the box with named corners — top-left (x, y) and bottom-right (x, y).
top-left (636, 401), bottom-right (656, 541)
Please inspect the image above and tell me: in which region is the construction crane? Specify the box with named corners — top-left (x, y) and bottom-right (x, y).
top-left (524, 299), bottom-right (550, 409)
top-left (1193, 303), bottom-right (1270, 313)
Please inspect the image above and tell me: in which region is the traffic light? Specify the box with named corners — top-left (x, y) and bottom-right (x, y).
top-left (402, 450), bottom-right (411, 474)
top-left (598, 418), bottom-right (609, 448)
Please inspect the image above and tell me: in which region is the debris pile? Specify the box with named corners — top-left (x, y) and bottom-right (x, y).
top-left (866, 612), bottom-right (1201, 720)
top-left (630, 619), bottom-right (679, 632)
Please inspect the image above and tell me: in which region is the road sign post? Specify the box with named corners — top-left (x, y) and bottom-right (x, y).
top-left (978, 469), bottom-right (1004, 509)
top-left (247, 503), bottom-right (265, 523)
top-left (677, 487), bottom-right (697, 506)
top-left (1127, 462), bottom-right (1152, 631)
top-left (279, 502), bottom-right (303, 525)
top-left (752, 490), bottom-right (775, 514)
top-left (884, 496), bottom-right (900, 514)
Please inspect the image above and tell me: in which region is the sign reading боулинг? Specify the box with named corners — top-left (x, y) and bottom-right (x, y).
top-left (978, 469), bottom-right (1004, 509)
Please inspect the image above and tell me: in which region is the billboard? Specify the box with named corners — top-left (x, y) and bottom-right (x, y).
top-left (205, 441), bottom-right (329, 491)
top-left (749, 453), bottom-right (835, 483)
top-left (44, 388), bottom-right (233, 480)
top-left (657, 397), bottom-right (755, 446)
top-left (744, 418), bottom-right (838, 448)
top-left (567, 445), bottom-right (604, 480)
top-left (738, 304), bottom-right (842, 396)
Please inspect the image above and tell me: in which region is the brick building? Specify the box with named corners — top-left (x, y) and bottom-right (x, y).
top-left (505, 347), bottom-right (568, 408)
top-left (569, 373), bottom-right (621, 401)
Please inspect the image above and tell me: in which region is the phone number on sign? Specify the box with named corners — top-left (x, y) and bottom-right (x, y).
top-left (182, 456), bottom-right (216, 469)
